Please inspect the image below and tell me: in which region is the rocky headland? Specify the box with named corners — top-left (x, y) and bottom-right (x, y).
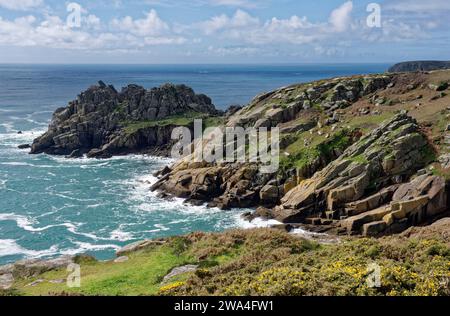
top-left (29, 81), bottom-right (221, 158)
top-left (5, 68), bottom-right (450, 296)
top-left (151, 70), bottom-right (450, 237)
top-left (389, 61), bottom-right (450, 73)
top-left (27, 70), bottom-right (450, 237)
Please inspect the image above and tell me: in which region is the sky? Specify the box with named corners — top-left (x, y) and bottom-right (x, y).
top-left (0, 0), bottom-right (449, 64)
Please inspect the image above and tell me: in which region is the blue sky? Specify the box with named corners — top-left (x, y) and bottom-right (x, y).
top-left (0, 0), bottom-right (449, 63)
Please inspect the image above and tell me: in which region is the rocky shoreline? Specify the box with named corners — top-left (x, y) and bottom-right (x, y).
top-left (150, 70), bottom-right (450, 237)
top-left (4, 68), bottom-right (449, 295)
top-left (23, 71), bottom-right (450, 237)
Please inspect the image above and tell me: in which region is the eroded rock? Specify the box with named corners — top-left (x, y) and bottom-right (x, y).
top-left (275, 114), bottom-right (435, 227)
top-left (30, 82), bottom-right (220, 157)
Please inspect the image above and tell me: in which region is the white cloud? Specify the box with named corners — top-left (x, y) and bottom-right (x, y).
top-left (111, 9), bottom-right (169, 36)
top-left (0, 0), bottom-right (441, 59)
top-left (0, 9), bottom-right (186, 51)
top-left (329, 1), bottom-right (353, 32)
top-left (0, 0), bottom-right (43, 11)
top-left (196, 2), bottom-right (355, 45)
top-left (385, 0), bottom-right (450, 12)
top-left (208, 0), bottom-right (262, 8)
top-left (200, 9), bottom-right (259, 35)
top-left (144, 0), bottom-right (266, 8)
top-left (207, 45), bottom-right (260, 56)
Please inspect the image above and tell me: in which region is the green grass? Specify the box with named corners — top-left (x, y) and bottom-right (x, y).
top-left (345, 112), bottom-right (393, 132)
top-left (113, 102), bottom-right (128, 115)
top-left (347, 154), bottom-right (369, 164)
top-left (167, 230), bottom-right (450, 296)
top-left (6, 228), bottom-right (450, 296)
top-left (122, 111), bottom-right (217, 135)
top-left (280, 129), bottom-right (355, 176)
top-left (12, 244), bottom-right (194, 296)
top-left (9, 234), bottom-right (241, 297)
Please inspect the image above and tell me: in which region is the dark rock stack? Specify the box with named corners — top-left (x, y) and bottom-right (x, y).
top-left (30, 82), bottom-right (219, 158)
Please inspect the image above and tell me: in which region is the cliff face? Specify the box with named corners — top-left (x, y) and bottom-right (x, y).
top-left (152, 70), bottom-right (450, 237)
top-left (30, 81), bottom-right (219, 158)
top-left (389, 61), bottom-right (450, 73)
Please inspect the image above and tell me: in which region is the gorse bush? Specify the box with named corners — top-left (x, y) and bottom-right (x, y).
top-left (162, 229), bottom-right (450, 296)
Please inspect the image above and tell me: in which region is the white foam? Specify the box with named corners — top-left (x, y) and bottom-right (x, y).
top-left (235, 216), bottom-right (282, 229)
top-left (0, 122), bottom-right (14, 133)
top-left (0, 213), bottom-right (77, 233)
top-left (0, 239), bottom-right (59, 258)
top-left (291, 227), bottom-right (326, 237)
top-left (48, 154), bottom-right (173, 166)
top-left (110, 226), bottom-right (134, 242)
top-left (0, 162), bottom-right (34, 167)
top-left (0, 128), bottom-right (47, 145)
top-left (60, 241), bottom-right (121, 255)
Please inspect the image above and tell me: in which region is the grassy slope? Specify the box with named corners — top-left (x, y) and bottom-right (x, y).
top-left (122, 112), bottom-right (224, 135)
top-left (6, 229), bottom-right (450, 296)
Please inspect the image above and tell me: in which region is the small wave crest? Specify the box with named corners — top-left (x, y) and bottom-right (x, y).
top-left (0, 213), bottom-right (77, 233)
top-left (0, 239), bottom-right (59, 258)
top-left (0, 128), bottom-right (47, 146)
top-left (234, 216), bottom-right (282, 229)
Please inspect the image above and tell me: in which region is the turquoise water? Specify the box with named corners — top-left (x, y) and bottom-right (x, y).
top-left (0, 64), bottom-right (389, 264)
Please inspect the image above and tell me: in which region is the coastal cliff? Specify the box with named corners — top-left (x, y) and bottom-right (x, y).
top-left (152, 70), bottom-right (450, 237)
top-left (5, 69), bottom-right (449, 296)
top-left (30, 81), bottom-right (221, 158)
top-left (29, 70), bottom-right (450, 236)
top-left (389, 61), bottom-right (450, 73)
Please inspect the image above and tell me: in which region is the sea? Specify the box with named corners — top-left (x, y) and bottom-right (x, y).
top-left (0, 63), bottom-right (389, 265)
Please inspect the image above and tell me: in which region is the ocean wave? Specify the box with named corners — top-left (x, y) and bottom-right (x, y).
top-left (48, 154), bottom-right (173, 166)
top-left (0, 239), bottom-right (59, 258)
top-left (60, 241), bottom-right (121, 255)
top-left (0, 162), bottom-right (35, 167)
top-left (110, 225), bottom-right (134, 241)
top-left (0, 128), bottom-right (47, 145)
top-left (234, 215), bottom-right (282, 229)
top-left (0, 213), bottom-right (78, 233)
top-left (127, 173), bottom-right (225, 216)
top-left (0, 122), bottom-right (14, 133)
top-left (64, 223), bottom-right (133, 243)
top-left (50, 192), bottom-right (98, 202)
top-left (291, 227), bottom-right (326, 237)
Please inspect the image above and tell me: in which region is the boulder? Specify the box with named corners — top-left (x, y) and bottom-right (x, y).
top-left (363, 221), bottom-right (388, 237)
top-left (114, 256), bottom-right (129, 263)
top-left (343, 206), bottom-right (391, 234)
top-left (17, 144), bottom-right (30, 149)
top-left (0, 273), bottom-right (14, 290)
top-left (162, 265), bottom-right (198, 284)
top-left (116, 240), bottom-right (166, 257)
top-left (12, 256), bottom-right (74, 279)
top-left (259, 185), bottom-right (280, 203)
